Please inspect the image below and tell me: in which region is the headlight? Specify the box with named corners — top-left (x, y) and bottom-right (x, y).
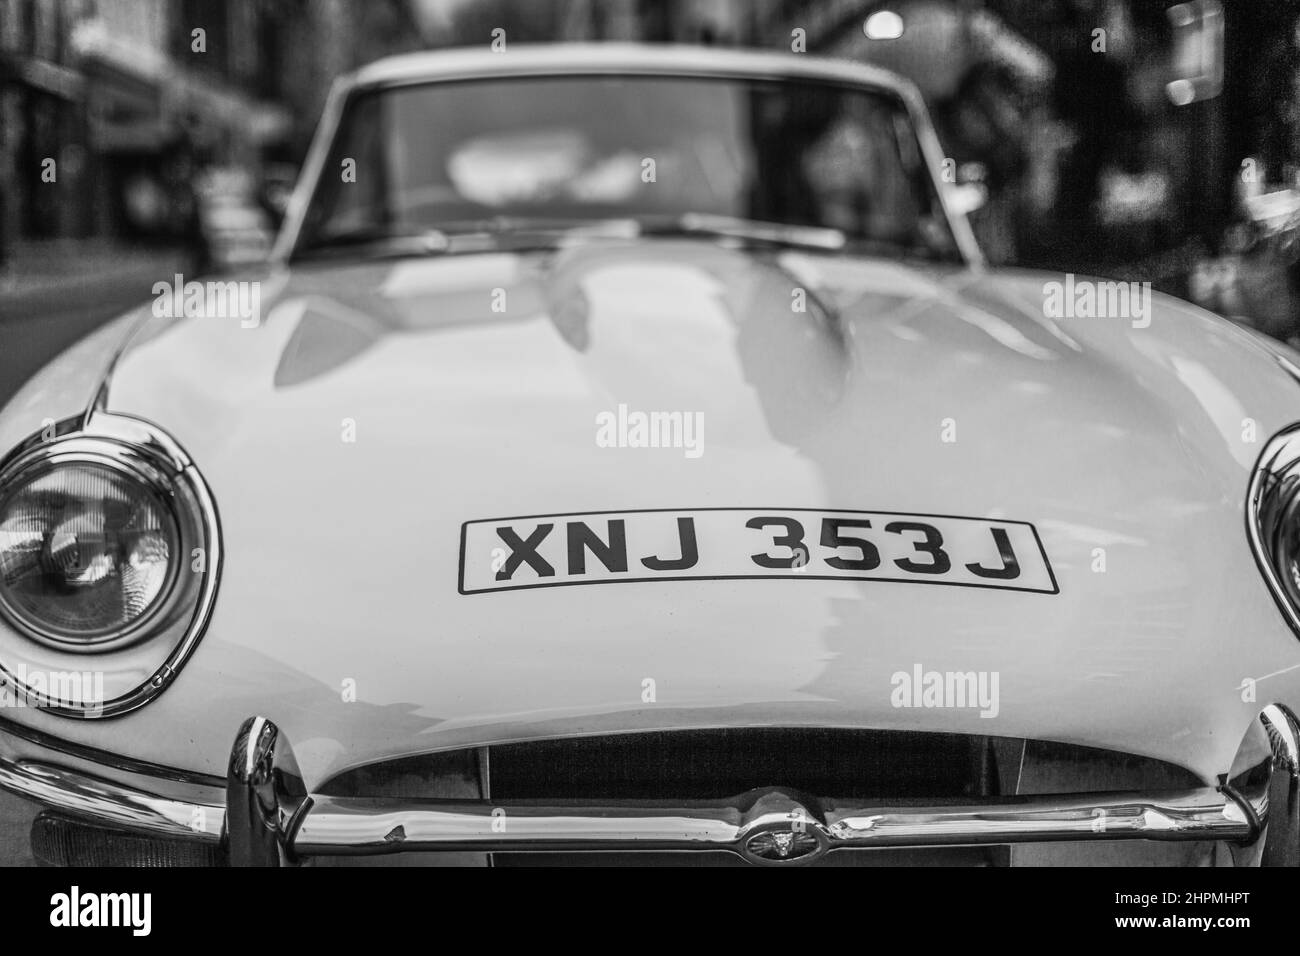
top-left (0, 413), bottom-right (220, 716)
top-left (1249, 422), bottom-right (1300, 640)
top-left (0, 461), bottom-right (179, 646)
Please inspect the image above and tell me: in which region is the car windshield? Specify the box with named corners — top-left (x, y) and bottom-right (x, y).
top-left (294, 73), bottom-right (962, 262)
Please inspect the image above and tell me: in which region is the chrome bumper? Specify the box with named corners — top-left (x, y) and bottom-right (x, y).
top-left (1, 706), bottom-right (1297, 866)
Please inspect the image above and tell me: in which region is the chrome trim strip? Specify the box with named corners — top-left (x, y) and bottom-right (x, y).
top-left (824, 792), bottom-right (1249, 845)
top-left (0, 411), bottom-right (222, 717)
top-left (0, 713), bottom-right (224, 788)
top-left (292, 788), bottom-right (1250, 862)
top-left (0, 759), bottom-right (223, 841)
top-left (0, 720), bottom-right (224, 842)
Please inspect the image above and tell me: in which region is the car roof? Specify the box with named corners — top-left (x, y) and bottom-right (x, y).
top-left (350, 42), bottom-right (918, 101)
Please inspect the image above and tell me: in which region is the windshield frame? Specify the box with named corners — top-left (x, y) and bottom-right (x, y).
top-left (275, 60), bottom-right (983, 268)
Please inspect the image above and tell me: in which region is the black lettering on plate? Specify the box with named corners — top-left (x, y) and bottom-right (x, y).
top-left (495, 524), bottom-right (555, 580)
top-left (746, 516), bottom-right (808, 569)
top-left (641, 517), bottom-right (700, 571)
top-left (885, 521), bottom-right (951, 574)
top-left (461, 509), bottom-right (1056, 597)
top-left (965, 527), bottom-right (1021, 580)
top-left (567, 519), bottom-right (628, 575)
top-left (820, 517), bottom-right (881, 571)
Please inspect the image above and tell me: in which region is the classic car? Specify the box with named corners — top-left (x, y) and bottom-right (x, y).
top-left (0, 44), bottom-right (1297, 867)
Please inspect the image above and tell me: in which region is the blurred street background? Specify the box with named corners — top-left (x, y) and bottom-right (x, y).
top-left (3, 0), bottom-right (1300, 401)
top-left (0, 0), bottom-right (1296, 865)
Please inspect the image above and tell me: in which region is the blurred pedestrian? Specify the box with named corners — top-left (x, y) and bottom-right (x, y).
top-left (939, 61), bottom-right (1031, 263)
top-left (161, 123), bottom-right (212, 277)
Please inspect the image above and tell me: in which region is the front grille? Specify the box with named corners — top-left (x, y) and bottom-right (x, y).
top-left (318, 728), bottom-right (1202, 804)
top-left (487, 728), bottom-right (1001, 801)
top-left (31, 813), bottom-right (225, 867)
top-left (305, 729), bottom-right (1215, 866)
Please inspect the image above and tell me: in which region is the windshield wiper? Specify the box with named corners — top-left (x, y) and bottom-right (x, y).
top-left (294, 214), bottom-right (851, 261)
top-left (295, 217), bottom-right (645, 261)
top-left (640, 213), bottom-right (848, 252)
top-left (294, 225), bottom-right (451, 261)
top-left (437, 216), bottom-right (641, 251)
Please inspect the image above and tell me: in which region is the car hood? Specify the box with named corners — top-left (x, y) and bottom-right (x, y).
top-left (18, 240), bottom-right (1300, 784)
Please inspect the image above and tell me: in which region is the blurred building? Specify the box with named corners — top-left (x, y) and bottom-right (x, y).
top-left (4, 0), bottom-right (1299, 324)
top-left (0, 0), bottom-right (88, 245)
top-left (749, 2), bottom-right (1300, 307)
top-left (0, 0), bottom-right (282, 247)
top-left (0, 0), bottom-right (423, 259)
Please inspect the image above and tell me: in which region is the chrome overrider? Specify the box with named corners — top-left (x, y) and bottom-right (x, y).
top-left (0, 706), bottom-right (1295, 866)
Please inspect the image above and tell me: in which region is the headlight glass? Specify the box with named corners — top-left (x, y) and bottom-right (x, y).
top-left (0, 462), bottom-right (179, 646)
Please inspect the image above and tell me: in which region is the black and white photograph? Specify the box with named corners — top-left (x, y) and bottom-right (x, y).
top-left (0, 0), bottom-right (1296, 921)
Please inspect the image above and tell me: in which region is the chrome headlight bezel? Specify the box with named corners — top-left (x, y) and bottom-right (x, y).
top-left (1248, 423), bottom-right (1300, 640)
top-left (0, 412), bottom-right (221, 717)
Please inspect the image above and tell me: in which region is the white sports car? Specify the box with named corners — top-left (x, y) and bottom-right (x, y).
top-left (0, 45), bottom-right (1296, 867)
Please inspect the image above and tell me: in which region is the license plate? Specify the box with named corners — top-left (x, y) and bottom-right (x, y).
top-left (459, 508), bottom-right (1057, 595)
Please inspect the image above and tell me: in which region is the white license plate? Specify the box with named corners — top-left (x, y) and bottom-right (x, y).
top-left (459, 508), bottom-right (1057, 595)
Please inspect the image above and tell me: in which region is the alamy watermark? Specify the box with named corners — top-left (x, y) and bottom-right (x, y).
top-left (0, 665), bottom-right (105, 714)
top-left (50, 886), bottom-right (150, 936)
top-left (595, 404), bottom-right (704, 459)
top-left (1042, 273), bottom-right (1151, 328)
top-left (890, 664), bottom-right (1000, 718)
top-left (152, 274), bottom-right (262, 328)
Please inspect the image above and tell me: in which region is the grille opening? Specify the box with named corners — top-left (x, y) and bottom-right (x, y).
top-left (317, 749), bottom-right (479, 799)
top-left (316, 729), bottom-right (1203, 803)
top-left (488, 728), bottom-right (1003, 801)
